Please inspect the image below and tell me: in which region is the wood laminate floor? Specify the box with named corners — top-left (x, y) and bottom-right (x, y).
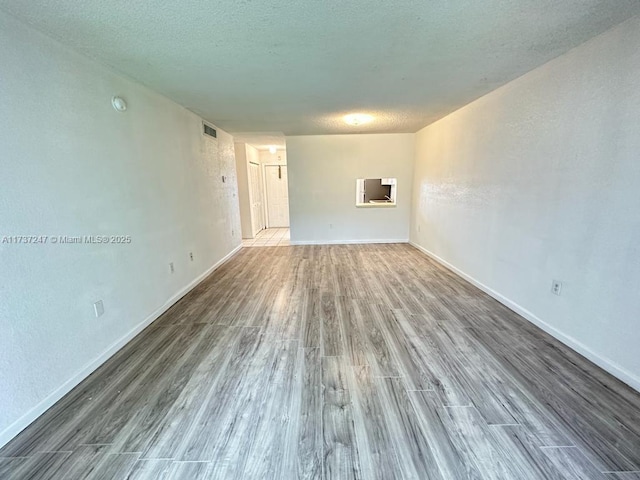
top-left (1, 244), bottom-right (640, 479)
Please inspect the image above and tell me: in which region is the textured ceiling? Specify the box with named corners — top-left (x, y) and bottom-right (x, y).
top-left (231, 132), bottom-right (287, 152)
top-left (1, 1), bottom-right (639, 135)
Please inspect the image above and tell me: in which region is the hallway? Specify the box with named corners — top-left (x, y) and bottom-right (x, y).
top-left (242, 228), bottom-right (290, 247)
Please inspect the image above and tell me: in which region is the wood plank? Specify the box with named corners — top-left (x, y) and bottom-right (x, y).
top-left (78, 325), bottom-right (205, 446)
top-left (605, 473), bottom-right (640, 480)
top-left (126, 459), bottom-right (172, 480)
top-left (177, 327), bottom-right (275, 462)
top-left (112, 324), bottom-right (232, 453)
top-left (360, 304), bottom-right (434, 391)
top-left (239, 341), bottom-right (301, 479)
top-left (322, 356), bottom-right (364, 480)
top-left (0, 452), bottom-right (72, 479)
top-left (487, 426), bottom-right (580, 480)
top-left (140, 324), bottom-right (240, 459)
top-left (540, 446), bottom-right (608, 479)
top-left (0, 458), bottom-right (29, 479)
top-left (321, 293), bottom-right (344, 357)
top-left (370, 378), bottom-right (449, 479)
top-left (88, 452), bottom-right (139, 480)
top-left (407, 390), bottom-right (482, 479)
top-left (349, 366), bottom-right (403, 480)
top-left (58, 444), bottom-right (109, 479)
top-left (392, 309), bottom-right (470, 405)
top-left (429, 402), bottom-right (521, 480)
top-left (165, 461), bottom-right (210, 480)
top-left (338, 297), bottom-right (369, 367)
top-left (356, 302), bottom-right (401, 377)
top-left (302, 288), bottom-right (321, 348)
top-left (295, 347), bottom-right (323, 480)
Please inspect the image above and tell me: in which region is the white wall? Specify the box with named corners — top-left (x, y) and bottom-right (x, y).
top-left (259, 149), bottom-right (287, 166)
top-left (0, 12), bottom-right (241, 447)
top-left (235, 143), bottom-right (262, 238)
top-left (234, 143), bottom-right (252, 238)
top-left (287, 134), bottom-right (414, 244)
top-left (411, 16), bottom-right (640, 390)
top-left (245, 145), bottom-right (262, 235)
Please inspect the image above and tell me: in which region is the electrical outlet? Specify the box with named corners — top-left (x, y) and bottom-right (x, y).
top-left (93, 300), bottom-right (104, 318)
top-left (551, 280), bottom-right (562, 296)
top-left (189, 252), bottom-right (194, 261)
top-left (169, 262), bottom-right (175, 274)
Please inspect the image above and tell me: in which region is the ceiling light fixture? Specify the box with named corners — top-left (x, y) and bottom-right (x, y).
top-left (344, 113), bottom-right (373, 126)
top-left (269, 146), bottom-right (277, 154)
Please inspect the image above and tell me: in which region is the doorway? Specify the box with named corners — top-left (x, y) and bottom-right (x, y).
top-left (264, 165), bottom-right (290, 228)
top-left (249, 162), bottom-right (266, 234)
top-left (242, 227), bottom-right (290, 247)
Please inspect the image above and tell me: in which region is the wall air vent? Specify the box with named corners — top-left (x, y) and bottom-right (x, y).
top-left (203, 124), bottom-right (217, 138)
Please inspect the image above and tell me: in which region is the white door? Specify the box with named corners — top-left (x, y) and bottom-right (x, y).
top-left (265, 165), bottom-right (290, 227)
top-left (249, 162), bottom-right (265, 234)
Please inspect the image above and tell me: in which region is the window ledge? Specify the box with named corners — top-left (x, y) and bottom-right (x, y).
top-left (356, 203), bottom-right (397, 208)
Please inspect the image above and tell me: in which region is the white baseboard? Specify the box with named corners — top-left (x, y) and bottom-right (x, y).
top-left (409, 241), bottom-right (640, 393)
top-left (0, 244), bottom-right (242, 450)
top-left (290, 238), bottom-right (409, 246)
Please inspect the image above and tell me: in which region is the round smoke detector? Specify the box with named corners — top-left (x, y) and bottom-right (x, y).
top-left (112, 96), bottom-right (127, 112)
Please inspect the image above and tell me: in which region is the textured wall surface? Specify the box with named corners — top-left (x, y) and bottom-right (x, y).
top-left (411, 16), bottom-right (640, 388)
top-left (287, 134), bottom-right (414, 244)
top-left (234, 143), bottom-right (253, 239)
top-left (0, 12), bottom-right (241, 444)
top-left (259, 150), bottom-right (287, 166)
top-left (235, 143), bottom-right (262, 238)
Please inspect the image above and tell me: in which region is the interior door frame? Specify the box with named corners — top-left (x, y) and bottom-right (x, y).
top-left (262, 163), bottom-right (289, 229)
top-left (249, 161), bottom-right (265, 236)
